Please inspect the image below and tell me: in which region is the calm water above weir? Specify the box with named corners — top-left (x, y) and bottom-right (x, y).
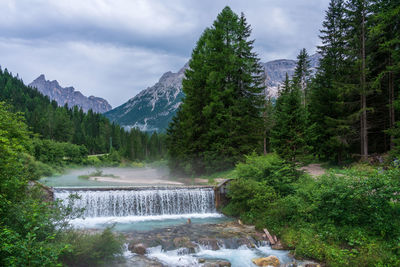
top-left (40, 166), bottom-right (187, 187)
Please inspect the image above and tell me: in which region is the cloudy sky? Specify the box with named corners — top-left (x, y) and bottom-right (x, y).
top-left (0, 0), bottom-right (330, 107)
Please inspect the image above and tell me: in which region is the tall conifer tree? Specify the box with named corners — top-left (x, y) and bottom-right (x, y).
top-left (167, 7), bottom-right (265, 174)
top-left (308, 0), bottom-right (354, 162)
top-left (271, 73), bottom-right (306, 160)
top-left (345, 0), bottom-right (372, 160)
top-left (293, 48), bottom-right (312, 107)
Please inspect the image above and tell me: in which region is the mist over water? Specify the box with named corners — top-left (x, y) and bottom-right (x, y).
top-left (40, 166), bottom-right (180, 187)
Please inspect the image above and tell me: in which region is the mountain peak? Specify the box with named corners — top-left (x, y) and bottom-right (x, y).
top-left (35, 74), bottom-right (46, 81)
top-left (29, 75), bottom-right (112, 113)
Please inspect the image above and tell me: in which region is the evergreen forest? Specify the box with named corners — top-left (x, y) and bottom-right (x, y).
top-left (167, 1), bottom-right (400, 174)
top-left (0, 68), bottom-right (167, 165)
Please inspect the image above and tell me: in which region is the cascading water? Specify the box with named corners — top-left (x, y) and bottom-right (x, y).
top-left (54, 187), bottom-right (216, 218)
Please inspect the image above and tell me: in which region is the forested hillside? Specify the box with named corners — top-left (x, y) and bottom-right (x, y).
top-left (0, 68), bottom-right (166, 162)
top-left (271, 0), bottom-right (400, 163)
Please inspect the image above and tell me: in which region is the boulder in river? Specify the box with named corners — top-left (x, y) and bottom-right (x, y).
top-left (252, 255), bottom-right (280, 267)
top-left (198, 237), bottom-right (220, 250)
top-left (203, 260), bottom-right (232, 267)
top-left (172, 236), bottom-right (197, 253)
top-left (271, 240), bottom-right (286, 250)
top-left (128, 243), bottom-right (147, 255)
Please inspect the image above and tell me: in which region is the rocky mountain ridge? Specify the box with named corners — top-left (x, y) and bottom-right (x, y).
top-left (29, 75), bottom-right (112, 113)
top-left (104, 54), bottom-right (321, 132)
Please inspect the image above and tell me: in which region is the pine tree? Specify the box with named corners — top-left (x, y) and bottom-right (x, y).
top-left (345, 0), bottom-right (372, 160)
top-left (308, 0), bottom-right (355, 162)
top-left (293, 48), bottom-right (312, 106)
top-left (167, 7), bottom-right (265, 174)
top-left (271, 74), bottom-right (306, 160)
top-left (369, 0), bottom-right (400, 151)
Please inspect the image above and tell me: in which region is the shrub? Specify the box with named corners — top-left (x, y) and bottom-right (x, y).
top-left (59, 228), bottom-right (125, 267)
top-left (223, 178), bottom-right (276, 223)
top-left (235, 153), bottom-right (300, 196)
top-left (32, 138), bottom-right (88, 165)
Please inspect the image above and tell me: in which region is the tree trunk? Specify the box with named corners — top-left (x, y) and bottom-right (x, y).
top-left (360, 5), bottom-right (368, 161)
top-left (264, 135), bottom-right (267, 155)
top-left (389, 56), bottom-right (395, 150)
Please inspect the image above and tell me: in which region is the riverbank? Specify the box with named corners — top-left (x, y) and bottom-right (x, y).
top-left (221, 154), bottom-right (400, 266)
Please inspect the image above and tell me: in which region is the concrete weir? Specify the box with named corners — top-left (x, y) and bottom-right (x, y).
top-left (53, 186), bottom-right (222, 218)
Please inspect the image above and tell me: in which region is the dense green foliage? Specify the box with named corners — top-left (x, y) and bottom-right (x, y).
top-left (32, 138), bottom-right (88, 165)
top-left (167, 7), bottom-right (265, 174)
top-left (0, 68), bottom-right (167, 163)
top-left (223, 154), bottom-right (299, 222)
top-left (0, 102), bottom-right (124, 266)
top-left (224, 154), bottom-right (400, 266)
top-left (235, 153), bottom-right (299, 196)
top-left (0, 101), bottom-right (66, 265)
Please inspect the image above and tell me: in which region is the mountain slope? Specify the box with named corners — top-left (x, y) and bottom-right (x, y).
top-left (264, 53), bottom-right (321, 96)
top-left (105, 64), bottom-right (187, 132)
top-left (105, 54), bottom-right (320, 132)
top-left (29, 75), bottom-right (112, 113)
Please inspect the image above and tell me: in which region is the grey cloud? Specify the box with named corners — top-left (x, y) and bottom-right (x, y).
top-left (0, 0), bottom-right (329, 107)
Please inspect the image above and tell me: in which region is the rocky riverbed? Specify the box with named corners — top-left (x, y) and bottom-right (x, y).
top-left (117, 221), bottom-right (321, 267)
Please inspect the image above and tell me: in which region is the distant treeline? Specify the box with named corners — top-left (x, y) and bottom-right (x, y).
top-left (0, 68), bottom-right (167, 163)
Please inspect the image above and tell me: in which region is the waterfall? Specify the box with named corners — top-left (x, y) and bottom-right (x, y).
top-left (54, 187), bottom-right (216, 218)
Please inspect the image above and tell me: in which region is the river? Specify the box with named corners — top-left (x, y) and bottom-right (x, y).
top-left (41, 166), bottom-right (311, 267)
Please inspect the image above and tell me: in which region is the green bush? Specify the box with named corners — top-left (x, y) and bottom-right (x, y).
top-left (222, 151), bottom-right (400, 266)
top-left (223, 153), bottom-right (298, 225)
top-left (267, 168), bottom-right (400, 266)
top-left (84, 155), bottom-right (102, 166)
top-left (32, 138), bottom-right (88, 165)
top-left (223, 178), bottom-right (276, 224)
top-left (59, 228), bottom-right (124, 267)
top-left (235, 153), bottom-right (300, 196)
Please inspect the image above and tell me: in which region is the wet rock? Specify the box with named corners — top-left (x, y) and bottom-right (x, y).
top-left (173, 237), bottom-right (190, 247)
top-left (172, 237), bottom-right (198, 253)
top-left (160, 239), bottom-right (175, 251)
top-left (252, 255), bottom-right (280, 267)
top-left (118, 254), bottom-right (164, 267)
top-left (203, 260), bottom-right (231, 267)
top-left (271, 240), bottom-right (285, 250)
top-left (305, 264), bottom-right (321, 267)
top-left (198, 258), bottom-right (206, 263)
top-left (129, 243), bottom-right (147, 255)
top-left (198, 237), bottom-right (220, 250)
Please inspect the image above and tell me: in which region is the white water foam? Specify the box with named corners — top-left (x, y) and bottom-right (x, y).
top-left (55, 188), bottom-right (216, 217)
top-left (147, 246), bottom-right (200, 266)
top-left (145, 244), bottom-right (295, 267)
